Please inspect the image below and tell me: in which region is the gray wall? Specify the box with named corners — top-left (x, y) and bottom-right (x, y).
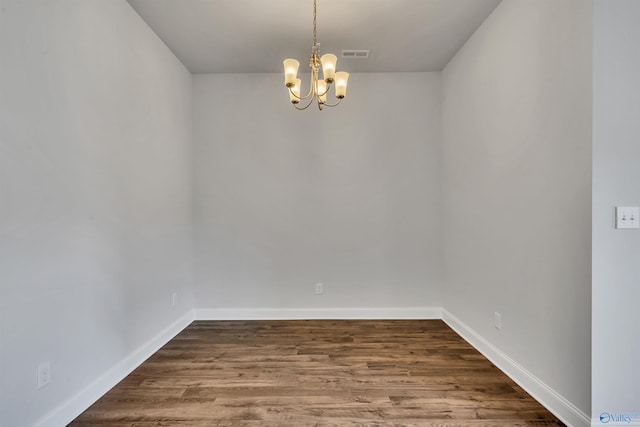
top-left (441, 0), bottom-right (592, 417)
top-left (193, 73), bottom-right (443, 311)
top-left (0, 1), bottom-right (194, 425)
top-left (592, 0), bottom-right (640, 420)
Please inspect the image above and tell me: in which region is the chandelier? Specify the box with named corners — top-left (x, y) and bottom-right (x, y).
top-left (283, 0), bottom-right (349, 111)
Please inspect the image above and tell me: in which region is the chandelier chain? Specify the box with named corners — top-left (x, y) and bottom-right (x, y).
top-left (313, 0), bottom-right (317, 47)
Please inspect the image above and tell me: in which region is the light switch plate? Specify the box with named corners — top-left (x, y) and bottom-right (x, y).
top-left (616, 207), bottom-right (640, 229)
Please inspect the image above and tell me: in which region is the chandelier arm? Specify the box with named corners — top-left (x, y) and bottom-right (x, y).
top-left (322, 98), bottom-right (342, 108)
top-left (288, 85), bottom-right (313, 101)
top-left (318, 81), bottom-right (332, 97)
top-left (293, 96), bottom-right (316, 110)
top-left (302, 77), bottom-right (315, 98)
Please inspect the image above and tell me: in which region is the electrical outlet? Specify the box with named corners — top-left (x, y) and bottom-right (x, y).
top-left (315, 283), bottom-right (323, 295)
top-left (494, 312), bottom-right (502, 330)
top-left (172, 292), bottom-right (178, 307)
top-left (37, 362), bottom-right (50, 389)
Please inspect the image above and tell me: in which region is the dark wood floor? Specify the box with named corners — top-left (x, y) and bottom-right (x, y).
top-left (69, 320), bottom-right (564, 426)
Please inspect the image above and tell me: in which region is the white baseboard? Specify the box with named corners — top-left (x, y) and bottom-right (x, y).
top-left (193, 306), bottom-right (442, 320)
top-left (31, 310), bottom-right (194, 427)
top-left (442, 309), bottom-right (590, 427)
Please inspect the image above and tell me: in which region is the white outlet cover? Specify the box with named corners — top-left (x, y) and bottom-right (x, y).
top-left (37, 362), bottom-right (50, 389)
top-left (616, 207), bottom-right (640, 229)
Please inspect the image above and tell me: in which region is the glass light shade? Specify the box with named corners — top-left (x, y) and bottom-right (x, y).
top-left (289, 78), bottom-right (301, 103)
top-left (320, 54), bottom-right (337, 82)
top-left (283, 59), bottom-right (300, 87)
top-left (334, 71), bottom-right (349, 98)
top-left (317, 80), bottom-right (327, 103)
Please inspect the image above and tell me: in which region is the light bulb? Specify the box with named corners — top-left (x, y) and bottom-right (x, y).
top-left (335, 71), bottom-right (349, 99)
top-left (289, 78), bottom-right (301, 103)
top-left (317, 80), bottom-right (327, 103)
top-left (283, 59), bottom-right (300, 87)
top-left (320, 54), bottom-right (337, 82)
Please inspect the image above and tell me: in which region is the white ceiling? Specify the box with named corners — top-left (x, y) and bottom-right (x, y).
top-left (127, 0), bottom-right (501, 74)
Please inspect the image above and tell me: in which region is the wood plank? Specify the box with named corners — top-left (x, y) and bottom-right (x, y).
top-left (69, 320), bottom-right (564, 426)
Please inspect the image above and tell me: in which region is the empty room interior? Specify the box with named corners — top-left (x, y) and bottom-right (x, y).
top-left (1, 0), bottom-right (639, 426)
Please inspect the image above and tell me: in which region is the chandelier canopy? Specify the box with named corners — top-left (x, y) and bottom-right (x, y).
top-left (283, 0), bottom-right (349, 111)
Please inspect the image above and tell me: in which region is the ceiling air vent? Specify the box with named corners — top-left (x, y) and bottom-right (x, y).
top-left (341, 50), bottom-right (369, 59)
